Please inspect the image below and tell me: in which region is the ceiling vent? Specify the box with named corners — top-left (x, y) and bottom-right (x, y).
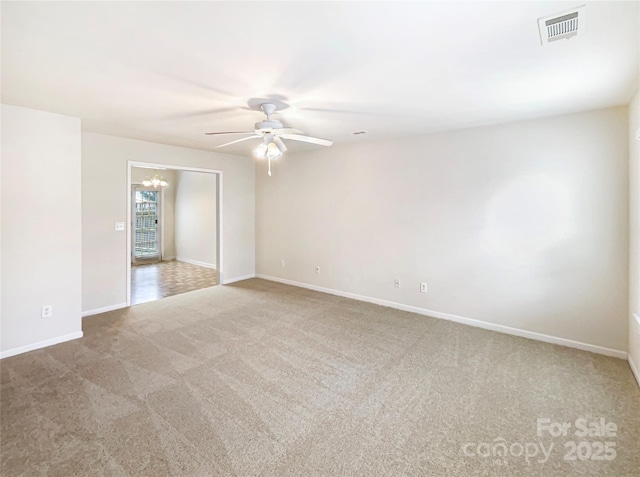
top-left (538, 5), bottom-right (585, 45)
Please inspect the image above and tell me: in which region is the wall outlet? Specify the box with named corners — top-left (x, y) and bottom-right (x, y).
top-left (281, 259), bottom-right (285, 268)
top-left (114, 221), bottom-right (125, 231)
top-left (315, 266), bottom-right (320, 274)
top-left (394, 278), bottom-right (400, 288)
top-left (420, 282), bottom-right (428, 293)
top-left (41, 305), bottom-right (53, 318)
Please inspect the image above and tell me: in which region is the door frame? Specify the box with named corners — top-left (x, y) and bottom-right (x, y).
top-left (131, 184), bottom-right (163, 264)
top-left (126, 161), bottom-right (223, 307)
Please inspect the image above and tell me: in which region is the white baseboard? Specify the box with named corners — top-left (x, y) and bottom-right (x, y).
top-left (0, 331), bottom-right (84, 359)
top-left (82, 302), bottom-right (128, 317)
top-left (224, 274), bottom-right (256, 285)
top-left (256, 275), bottom-right (627, 359)
top-left (176, 257), bottom-right (216, 269)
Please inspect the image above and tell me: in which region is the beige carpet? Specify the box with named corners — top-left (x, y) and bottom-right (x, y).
top-left (1, 279), bottom-right (639, 476)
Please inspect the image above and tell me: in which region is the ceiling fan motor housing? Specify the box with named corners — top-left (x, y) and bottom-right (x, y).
top-left (255, 119), bottom-right (283, 131)
top-left (206, 100), bottom-right (332, 151)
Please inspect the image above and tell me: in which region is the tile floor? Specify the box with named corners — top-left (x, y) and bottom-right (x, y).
top-left (131, 260), bottom-right (218, 305)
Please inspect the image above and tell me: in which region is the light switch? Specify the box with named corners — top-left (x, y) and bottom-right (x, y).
top-left (115, 222), bottom-right (125, 231)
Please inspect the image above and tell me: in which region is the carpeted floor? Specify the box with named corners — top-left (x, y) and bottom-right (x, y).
top-left (1, 279), bottom-right (639, 476)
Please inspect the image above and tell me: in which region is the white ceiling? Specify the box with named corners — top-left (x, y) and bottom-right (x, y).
top-left (2, 1), bottom-right (639, 156)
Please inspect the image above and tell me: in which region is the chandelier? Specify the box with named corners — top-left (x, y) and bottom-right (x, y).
top-left (142, 173), bottom-right (168, 188)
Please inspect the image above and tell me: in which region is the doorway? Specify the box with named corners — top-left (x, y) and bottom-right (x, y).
top-left (127, 162), bottom-right (222, 306)
top-left (132, 186), bottom-right (162, 264)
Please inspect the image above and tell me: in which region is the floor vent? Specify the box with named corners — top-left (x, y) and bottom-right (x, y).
top-left (538, 5), bottom-right (585, 45)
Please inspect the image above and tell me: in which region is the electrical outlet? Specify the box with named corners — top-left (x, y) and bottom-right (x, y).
top-left (315, 266), bottom-right (320, 274)
top-left (41, 305), bottom-right (53, 318)
top-left (394, 278), bottom-right (400, 288)
top-left (281, 259), bottom-right (285, 268)
top-left (420, 283), bottom-right (428, 293)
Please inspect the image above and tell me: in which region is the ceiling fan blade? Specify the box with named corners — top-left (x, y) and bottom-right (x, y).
top-left (274, 136), bottom-right (288, 152)
top-left (205, 131), bottom-right (255, 136)
top-left (279, 133), bottom-right (333, 147)
top-left (215, 135), bottom-right (261, 148)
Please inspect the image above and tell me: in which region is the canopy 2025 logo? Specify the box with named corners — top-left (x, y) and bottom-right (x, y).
top-left (462, 417), bottom-right (618, 466)
top-left (537, 417), bottom-right (617, 462)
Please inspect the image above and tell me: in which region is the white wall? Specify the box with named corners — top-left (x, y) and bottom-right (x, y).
top-left (161, 169), bottom-right (177, 260)
top-left (1, 104), bottom-right (82, 357)
top-left (131, 167), bottom-right (177, 260)
top-left (82, 132), bottom-right (254, 314)
top-left (256, 107), bottom-right (629, 354)
top-left (629, 90), bottom-right (640, 380)
top-left (175, 170), bottom-right (217, 268)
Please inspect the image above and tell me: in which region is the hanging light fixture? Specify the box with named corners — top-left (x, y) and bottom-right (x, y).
top-left (142, 173), bottom-right (168, 188)
top-left (254, 142), bottom-right (268, 159)
top-left (254, 134), bottom-right (285, 176)
top-left (266, 142), bottom-right (282, 159)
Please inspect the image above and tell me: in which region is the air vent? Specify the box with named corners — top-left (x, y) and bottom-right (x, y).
top-left (538, 5), bottom-right (585, 45)
top-left (352, 131), bottom-right (368, 135)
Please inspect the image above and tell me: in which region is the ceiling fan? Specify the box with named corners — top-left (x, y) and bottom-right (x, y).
top-left (205, 102), bottom-right (333, 175)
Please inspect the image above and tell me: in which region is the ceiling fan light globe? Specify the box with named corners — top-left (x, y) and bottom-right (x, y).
top-left (254, 142), bottom-right (268, 159)
top-left (267, 142), bottom-right (282, 159)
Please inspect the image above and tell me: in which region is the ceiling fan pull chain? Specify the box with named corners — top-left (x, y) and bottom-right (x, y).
top-left (268, 157), bottom-right (272, 177)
